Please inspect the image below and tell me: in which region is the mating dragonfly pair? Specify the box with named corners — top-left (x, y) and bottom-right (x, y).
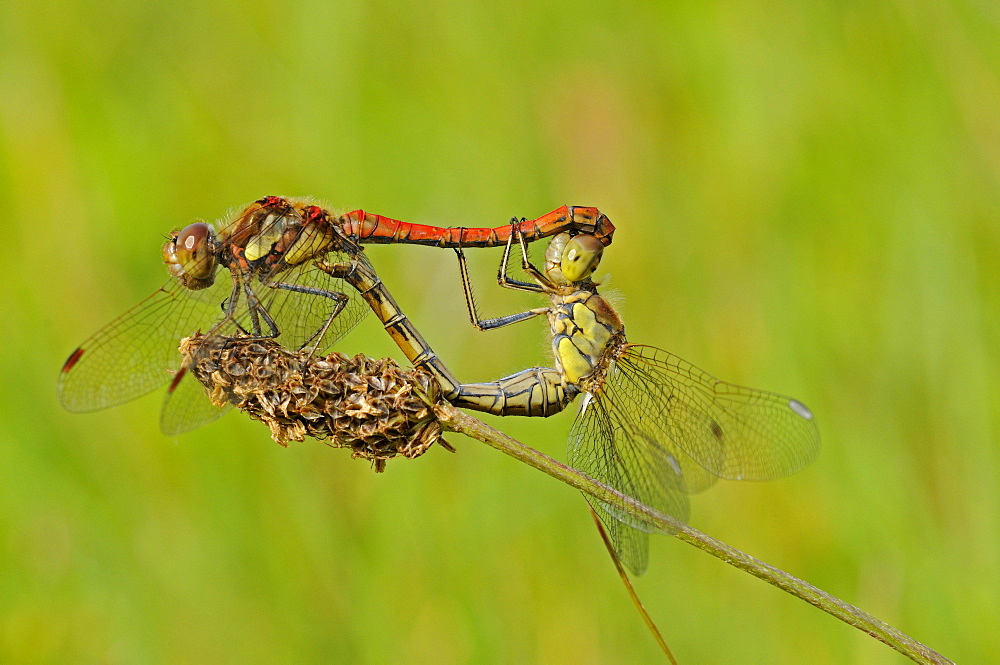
top-left (58, 196), bottom-right (818, 575)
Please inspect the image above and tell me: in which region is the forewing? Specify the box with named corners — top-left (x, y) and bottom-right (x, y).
top-left (616, 345), bottom-right (820, 482)
top-left (57, 276), bottom-right (237, 412)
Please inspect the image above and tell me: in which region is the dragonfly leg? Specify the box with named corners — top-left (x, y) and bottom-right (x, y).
top-left (454, 244), bottom-right (547, 331)
top-left (319, 257), bottom-right (574, 417)
top-left (213, 275), bottom-right (248, 335)
top-left (244, 281), bottom-right (278, 338)
top-left (263, 278), bottom-right (350, 353)
top-left (445, 223), bottom-right (575, 415)
top-left (512, 223), bottom-right (550, 286)
top-left (212, 267), bottom-right (282, 342)
top-left (453, 218), bottom-right (546, 294)
top-left (495, 219), bottom-right (546, 292)
top-left (221, 299), bottom-right (251, 336)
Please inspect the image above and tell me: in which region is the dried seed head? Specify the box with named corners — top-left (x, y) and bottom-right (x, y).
top-left (179, 333), bottom-right (452, 471)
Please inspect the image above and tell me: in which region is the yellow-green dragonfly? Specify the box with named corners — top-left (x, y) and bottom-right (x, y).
top-left (337, 223), bottom-right (819, 575)
top-left (454, 227), bottom-right (819, 574)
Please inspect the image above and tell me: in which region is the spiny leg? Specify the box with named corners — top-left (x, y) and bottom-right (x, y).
top-left (512, 222), bottom-right (551, 286)
top-left (265, 278), bottom-right (350, 354)
top-left (454, 243), bottom-right (547, 331)
top-left (496, 218), bottom-right (544, 292)
top-left (244, 281), bottom-right (279, 338)
top-left (207, 271), bottom-right (250, 337)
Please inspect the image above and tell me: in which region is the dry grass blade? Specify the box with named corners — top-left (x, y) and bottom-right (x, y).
top-left (438, 405), bottom-right (954, 665)
top-left (180, 333), bottom-right (453, 471)
top-left (589, 506), bottom-right (678, 664)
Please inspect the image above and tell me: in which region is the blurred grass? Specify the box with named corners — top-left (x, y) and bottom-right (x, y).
top-left (0, 0), bottom-right (997, 662)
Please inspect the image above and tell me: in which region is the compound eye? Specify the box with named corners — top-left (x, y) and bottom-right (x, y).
top-left (561, 234), bottom-right (604, 282)
top-left (175, 222), bottom-right (216, 279)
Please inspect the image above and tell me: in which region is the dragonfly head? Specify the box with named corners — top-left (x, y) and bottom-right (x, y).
top-left (164, 221), bottom-right (219, 290)
top-left (546, 232), bottom-right (604, 284)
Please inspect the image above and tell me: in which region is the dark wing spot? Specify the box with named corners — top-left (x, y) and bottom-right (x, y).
top-left (168, 366), bottom-right (188, 394)
top-left (62, 347), bottom-right (85, 373)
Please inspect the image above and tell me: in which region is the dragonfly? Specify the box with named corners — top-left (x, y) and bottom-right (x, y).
top-left (334, 223), bottom-right (819, 575)
top-left (450, 227), bottom-right (820, 574)
top-left (58, 196), bottom-right (614, 435)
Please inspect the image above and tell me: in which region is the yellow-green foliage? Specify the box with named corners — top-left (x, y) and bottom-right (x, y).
top-left (0, 1), bottom-right (995, 662)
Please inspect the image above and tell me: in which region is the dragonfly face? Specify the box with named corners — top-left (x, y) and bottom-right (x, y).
top-left (163, 221), bottom-right (218, 290)
top-left (533, 232), bottom-right (624, 385)
top-left (554, 233), bottom-right (605, 283)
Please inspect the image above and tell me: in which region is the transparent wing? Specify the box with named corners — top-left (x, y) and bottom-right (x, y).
top-left (568, 391), bottom-right (690, 577)
top-left (615, 345), bottom-right (820, 482)
top-left (567, 344), bottom-right (819, 576)
top-left (57, 276), bottom-right (238, 412)
top-left (159, 362), bottom-right (233, 435)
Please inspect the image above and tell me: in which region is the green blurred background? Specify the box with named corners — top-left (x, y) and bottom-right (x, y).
top-left (1, 1), bottom-right (996, 662)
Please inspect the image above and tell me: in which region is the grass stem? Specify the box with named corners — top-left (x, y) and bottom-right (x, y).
top-left (437, 404), bottom-right (953, 665)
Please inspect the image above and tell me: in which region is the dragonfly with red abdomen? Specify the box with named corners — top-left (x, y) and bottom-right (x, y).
top-left (58, 197), bottom-right (612, 434)
top-left (343, 204), bottom-right (614, 248)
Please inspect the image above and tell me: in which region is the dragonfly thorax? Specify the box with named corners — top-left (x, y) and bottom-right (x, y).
top-left (172, 197), bottom-right (346, 292)
top-left (236, 200), bottom-right (342, 272)
top-left (548, 290), bottom-right (624, 385)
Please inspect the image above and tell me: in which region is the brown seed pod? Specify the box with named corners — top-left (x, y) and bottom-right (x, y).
top-left (179, 333), bottom-right (453, 471)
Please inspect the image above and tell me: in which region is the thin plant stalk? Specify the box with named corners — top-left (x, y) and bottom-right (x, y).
top-left (436, 404), bottom-right (953, 665)
top-left (590, 506), bottom-right (678, 664)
